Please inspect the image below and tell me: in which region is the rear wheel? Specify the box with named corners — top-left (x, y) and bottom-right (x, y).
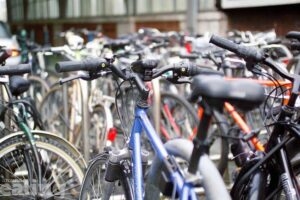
top-left (159, 92), bottom-right (199, 140)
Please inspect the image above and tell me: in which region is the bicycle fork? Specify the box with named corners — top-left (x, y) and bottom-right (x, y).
top-left (104, 147), bottom-right (148, 200)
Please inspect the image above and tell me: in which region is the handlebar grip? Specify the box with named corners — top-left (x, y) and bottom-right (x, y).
top-left (210, 35), bottom-right (239, 54)
top-left (188, 63), bottom-right (224, 76)
top-left (55, 58), bottom-right (108, 73)
top-left (0, 63), bottom-right (32, 75)
top-left (286, 31), bottom-right (300, 41)
top-left (173, 61), bottom-right (223, 77)
top-left (209, 35), bottom-right (264, 62)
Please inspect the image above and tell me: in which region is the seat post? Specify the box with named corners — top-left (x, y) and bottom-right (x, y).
top-left (188, 100), bottom-right (213, 174)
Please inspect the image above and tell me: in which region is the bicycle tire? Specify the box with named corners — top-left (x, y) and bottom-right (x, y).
top-left (88, 105), bottom-right (111, 158)
top-left (79, 152), bottom-right (134, 200)
top-left (0, 131), bottom-right (86, 199)
top-left (159, 91), bottom-right (199, 140)
top-left (38, 83), bottom-right (83, 142)
top-left (145, 138), bottom-right (231, 200)
top-left (27, 75), bottom-right (51, 108)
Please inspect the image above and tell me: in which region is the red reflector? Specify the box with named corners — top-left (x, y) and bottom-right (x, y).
top-left (185, 42), bottom-right (192, 53)
top-left (107, 127), bottom-right (117, 141)
top-left (281, 58), bottom-right (290, 65)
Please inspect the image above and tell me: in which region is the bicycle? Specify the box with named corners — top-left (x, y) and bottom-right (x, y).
top-left (209, 34), bottom-right (300, 199)
top-left (179, 46), bottom-right (294, 178)
top-left (55, 56), bottom-right (231, 199)
top-left (0, 61), bottom-right (86, 198)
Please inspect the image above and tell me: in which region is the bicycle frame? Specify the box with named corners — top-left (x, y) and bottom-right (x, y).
top-left (129, 104), bottom-right (198, 200)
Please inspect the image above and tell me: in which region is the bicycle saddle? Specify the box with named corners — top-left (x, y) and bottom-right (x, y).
top-left (9, 75), bottom-right (30, 96)
top-left (190, 75), bottom-right (265, 111)
top-left (286, 31), bottom-right (300, 41)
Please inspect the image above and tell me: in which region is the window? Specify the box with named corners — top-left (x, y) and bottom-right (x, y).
top-left (10, 0), bottom-right (24, 21)
top-left (199, 0), bottom-right (216, 11)
top-left (152, 0), bottom-right (173, 13)
top-left (176, 0), bottom-right (187, 11)
top-left (66, 0), bottom-right (80, 18)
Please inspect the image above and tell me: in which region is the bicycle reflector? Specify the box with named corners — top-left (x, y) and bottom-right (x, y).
top-left (107, 127), bottom-right (117, 142)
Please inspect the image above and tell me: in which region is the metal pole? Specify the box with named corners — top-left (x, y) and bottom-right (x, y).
top-left (186, 0), bottom-right (198, 35)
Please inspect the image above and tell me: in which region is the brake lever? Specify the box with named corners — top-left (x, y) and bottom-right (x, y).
top-left (58, 74), bottom-right (90, 85)
top-left (166, 77), bottom-right (191, 84)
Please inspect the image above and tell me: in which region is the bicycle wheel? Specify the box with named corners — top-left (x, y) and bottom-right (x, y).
top-left (145, 138), bottom-right (230, 200)
top-left (159, 92), bottom-right (199, 140)
top-left (79, 152), bottom-right (133, 200)
top-left (0, 131), bottom-right (86, 199)
top-left (27, 75), bottom-right (50, 109)
top-left (88, 105), bottom-right (111, 158)
top-left (38, 82), bottom-right (83, 142)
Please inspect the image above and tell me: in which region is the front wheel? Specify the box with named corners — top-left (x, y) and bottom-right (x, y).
top-left (0, 131), bottom-right (86, 199)
top-left (79, 152), bottom-right (134, 200)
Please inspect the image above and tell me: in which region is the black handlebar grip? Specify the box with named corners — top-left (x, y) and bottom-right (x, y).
top-left (286, 31), bottom-right (300, 41)
top-left (173, 61), bottom-right (223, 77)
top-left (210, 35), bottom-right (239, 54)
top-left (0, 63), bottom-right (32, 75)
top-left (209, 34), bottom-right (264, 62)
top-left (55, 58), bottom-right (108, 73)
top-left (188, 63), bottom-right (224, 76)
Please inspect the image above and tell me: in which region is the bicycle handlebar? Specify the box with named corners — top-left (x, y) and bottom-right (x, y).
top-left (152, 61), bottom-right (223, 78)
top-left (209, 34), bottom-right (264, 63)
top-left (209, 34), bottom-right (297, 82)
top-left (0, 64), bottom-right (32, 75)
top-left (55, 58), bottom-right (109, 73)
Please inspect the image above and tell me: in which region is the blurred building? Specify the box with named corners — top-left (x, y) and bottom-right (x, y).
top-left (6, 0), bottom-right (226, 45)
top-left (221, 0), bottom-right (300, 36)
top-left (0, 0), bottom-right (7, 21)
top-left (5, 0), bottom-right (300, 45)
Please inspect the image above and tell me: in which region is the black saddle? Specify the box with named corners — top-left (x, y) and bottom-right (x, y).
top-left (9, 75), bottom-right (30, 96)
top-left (190, 75), bottom-right (265, 111)
top-left (286, 31), bottom-right (300, 41)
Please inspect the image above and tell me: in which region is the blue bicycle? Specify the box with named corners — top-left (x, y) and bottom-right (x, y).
top-left (55, 57), bottom-right (231, 200)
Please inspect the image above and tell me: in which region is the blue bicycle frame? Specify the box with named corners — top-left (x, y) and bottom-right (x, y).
top-left (129, 106), bottom-right (198, 200)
